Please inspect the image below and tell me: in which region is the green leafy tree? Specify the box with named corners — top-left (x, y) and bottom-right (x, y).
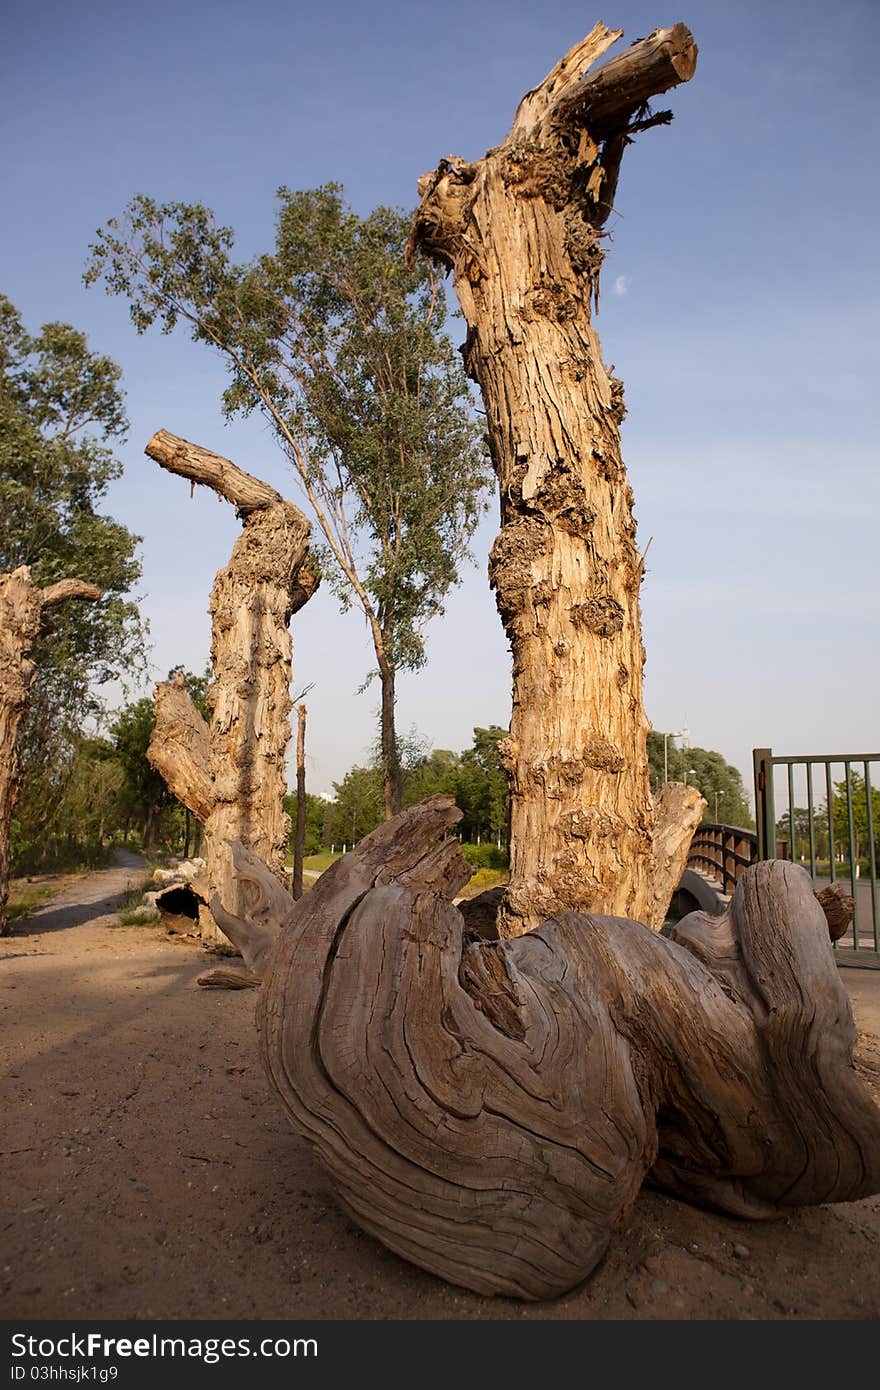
top-left (648, 731), bottom-right (752, 828)
top-left (830, 773), bottom-right (880, 865)
top-left (324, 765), bottom-right (385, 849)
top-left (321, 725), bottom-right (512, 854)
top-left (0, 295), bottom-right (145, 850)
top-left (452, 726), bottom-right (510, 846)
top-left (774, 806), bottom-right (829, 861)
top-left (86, 187), bottom-right (490, 819)
top-left (109, 698), bottom-right (171, 853)
top-left (107, 668), bottom-right (211, 855)
top-left (403, 748), bottom-right (460, 807)
top-left (283, 791), bottom-right (326, 859)
top-left (10, 735), bottom-right (123, 876)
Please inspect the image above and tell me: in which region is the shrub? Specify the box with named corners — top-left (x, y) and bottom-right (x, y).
top-left (459, 841), bottom-right (508, 870)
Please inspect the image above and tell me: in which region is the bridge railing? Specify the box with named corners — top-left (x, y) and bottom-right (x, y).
top-left (686, 824), bottom-right (757, 895)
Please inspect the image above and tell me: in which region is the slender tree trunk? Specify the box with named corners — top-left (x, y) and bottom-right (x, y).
top-left (143, 804), bottom-right (160, 854)
top-left (0, 568), bottom-right (102, 935)
top-left (143, 431), bottom-right (316, 942)
top-left (292, 703), bottom-right (307, 900)
top-left (410, 23), bottom-right (703, 935)
top-left (379, 661), bottom-right (402, 820)
top-left (183, 807), bottom-right (191, 860)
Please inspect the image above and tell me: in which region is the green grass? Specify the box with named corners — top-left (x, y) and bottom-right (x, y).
top-left (295, 852), bottom-right (508, 902)
top-left (6, 884), bottom-right (55, 922)
top-left (456, 867), bottom-right (509, 899)
top-left (110, 879), bottom-right (158, 928)
top-left (302, 851), bottom-right (343, 872)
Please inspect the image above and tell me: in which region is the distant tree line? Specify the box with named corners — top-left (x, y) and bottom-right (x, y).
top-left (776, 773), bottom-right (880, 868)
top-left (312, 726), bottom-right (509, 856)
top-left (10, 668), bottom-right (210, 875)
top-left (648, 731), bottom-right (753, 828)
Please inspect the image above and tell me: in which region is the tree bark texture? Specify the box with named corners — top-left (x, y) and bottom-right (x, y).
top-left (144, 430), bottom-right (316, 940)
top-left (219, 797), bottom-right (880, 1301)
top-left (410, 23), bottom-right (702, 935)
top-left (0, 567), bottom-right (102, 935)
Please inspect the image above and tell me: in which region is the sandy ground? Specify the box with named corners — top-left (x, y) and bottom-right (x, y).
top-left (2, 855), bottom-right (879, 1322)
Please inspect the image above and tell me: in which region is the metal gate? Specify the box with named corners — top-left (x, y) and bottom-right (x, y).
top-left (753, 748), bottom-right (880, 967)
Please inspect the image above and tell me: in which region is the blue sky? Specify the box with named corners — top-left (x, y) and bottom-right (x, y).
top-left (3, 0), bottom-right (878, 802)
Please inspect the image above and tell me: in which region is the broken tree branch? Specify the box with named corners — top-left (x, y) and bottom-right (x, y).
top-left (145, 429), bottom-right (282, 514)
top-left (547, 23), bottom-right (698, 134)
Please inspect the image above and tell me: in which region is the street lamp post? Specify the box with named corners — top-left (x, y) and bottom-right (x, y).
top-left (663, 728), bottom-right (689, 784)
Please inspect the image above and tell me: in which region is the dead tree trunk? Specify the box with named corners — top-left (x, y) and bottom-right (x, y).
top-left (0, 567), bottom-right (102, 934)
top-left (216, 798), bottom-right (880, 1301)
top-left (144, 430), bottom-right (316, 942)
top-left (292, 702), bottom-right (307, 900)
top-left (410, 23), bottom-right (703, 935)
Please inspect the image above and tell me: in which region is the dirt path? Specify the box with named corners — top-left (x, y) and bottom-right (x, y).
top-left (2, 859), bottom-right (879, 1321)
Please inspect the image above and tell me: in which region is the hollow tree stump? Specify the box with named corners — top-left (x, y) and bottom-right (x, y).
top-left (218, 797), bottom-right (880, 1301)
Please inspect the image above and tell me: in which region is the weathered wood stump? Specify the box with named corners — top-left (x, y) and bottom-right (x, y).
top-left (218, 797), bottom-right (880, 1300)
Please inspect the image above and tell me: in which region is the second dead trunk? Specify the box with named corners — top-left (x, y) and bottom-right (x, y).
top-left (144, 431), bottom-right (316, 941)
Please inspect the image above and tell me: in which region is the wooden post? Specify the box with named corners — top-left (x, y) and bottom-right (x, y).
top-left (292, 703), bottom-right (307, 900)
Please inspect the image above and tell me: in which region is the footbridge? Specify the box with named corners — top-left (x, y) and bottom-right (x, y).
top-left (672, 745), bottom-right (880, 967)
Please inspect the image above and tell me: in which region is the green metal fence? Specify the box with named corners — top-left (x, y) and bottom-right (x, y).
top-left (753, 748), bottom-right (880, 966)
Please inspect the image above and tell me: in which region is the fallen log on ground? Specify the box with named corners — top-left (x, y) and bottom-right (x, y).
top-left (215, 796), bottom-right (880, 1300)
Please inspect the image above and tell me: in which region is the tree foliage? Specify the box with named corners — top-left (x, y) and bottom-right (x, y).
top-left (108, 667), bottom-right (212, 854)
top-left (86, 187), bottom-right (490, 816)
top-left (647, 731), bottom-right (752, 828)
top-left (830, 773), bottom-right (880, 863)
top-left (108, 698), bottom-right (170, 853)
top-left (779, 774), bottom-right (880, 866)
top-left (283, 791), bottom-right (326, 859)
top-left (322, 726), bottom-right (510, 851)
top-left (0, 295), bottom-right (146, 856)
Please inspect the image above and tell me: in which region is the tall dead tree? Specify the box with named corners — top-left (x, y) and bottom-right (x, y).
top-left (144, 431), bottom-right (316, 939)
top-left (0, 567), bottom-right (102, 934)
top-left (215, 798), bottom-right (880, 1301)
top-left (410, 23), bottom-right (703, 935)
